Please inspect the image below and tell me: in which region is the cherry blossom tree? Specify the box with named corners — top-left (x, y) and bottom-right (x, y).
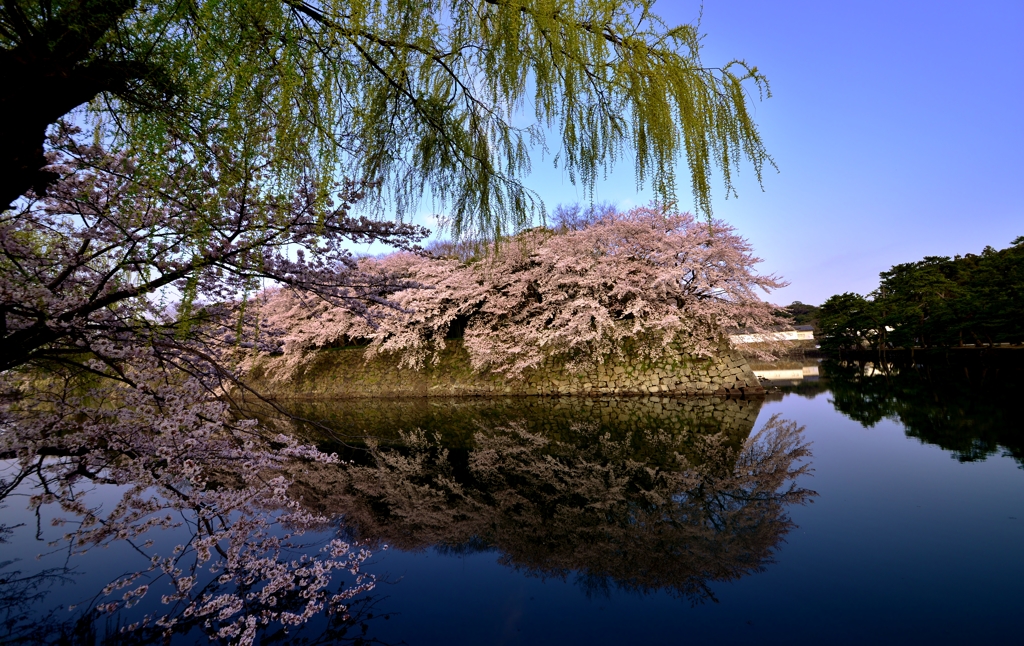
top-left (0, 124), bottom-right (427, 378)
top-left (0, 124), bottom-right (427, 643)
top-left (263, 204), bottom-right (786, 378)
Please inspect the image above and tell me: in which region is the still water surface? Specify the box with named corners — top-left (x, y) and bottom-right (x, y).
top-left (3, 360), bottom-right (1022, 645)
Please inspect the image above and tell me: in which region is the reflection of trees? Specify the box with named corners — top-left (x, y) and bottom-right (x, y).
top-left (0, 455), bottom-right (384, 646)
top-left (291, 415), bottom-right (814, 603)
top-left (0, 558), bottom-right (390, 646)
top-left (765, 378), bottom-right (831, 403)
top-left (824, 359), bottom-right (1024, 466)
top-left (262, 394), bottom-right (765, 458)
top-left (0, 360), bottom-right (377, 645)
top-left (0, 558), bottom-right (85, 644)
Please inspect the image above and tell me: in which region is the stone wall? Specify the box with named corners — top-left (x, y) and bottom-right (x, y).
top-left (248, 340), bottom-right (764, 399)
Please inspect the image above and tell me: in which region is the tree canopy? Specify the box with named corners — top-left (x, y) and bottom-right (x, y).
top-left (0, 127), bottom-right (427, 375)
top-left (260, 204), bottom-right (785, 378)
top-left (781, 301), bottom-right (820, 329)
top-left (2, 0), bottom-right (774, 235)
top-left (817, 238), bottom-right (1024, 352)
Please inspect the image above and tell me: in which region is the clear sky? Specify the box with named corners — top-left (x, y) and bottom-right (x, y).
top-left (506, 0), bottom-right (1024, 306)
top-left (370, 1), bottom-right (1023, 307)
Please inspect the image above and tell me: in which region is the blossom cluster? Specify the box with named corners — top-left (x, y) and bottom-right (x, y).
top-left (262, 205), bottom-right (786, 377)
top-left (0, 123), bottom-right (426, 378)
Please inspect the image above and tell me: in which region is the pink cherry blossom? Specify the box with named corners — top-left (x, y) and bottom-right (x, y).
top-left (262, 205), bottom-right (786, 378)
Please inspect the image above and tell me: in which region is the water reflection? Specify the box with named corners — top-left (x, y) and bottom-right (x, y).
top-left (2, 393), bottom-right (815, 642)
top-left (271, 396), bottom-right (816, 604)
top-left (823, 359), bottom-right (1024, 466)
top-left (266, 395), bottom-right (763, 452)
top-left (750, 360), bottom-right (821, 386)
top-left (0, 456), bottom-right (385, 645)
top-left (0, 365), bottom-right (381, 645)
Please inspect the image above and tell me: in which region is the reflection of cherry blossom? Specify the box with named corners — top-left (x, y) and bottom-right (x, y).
top-left (1, 350), bottom-right (374, 645)
top-left (290, 414), bottom-right (814, 603)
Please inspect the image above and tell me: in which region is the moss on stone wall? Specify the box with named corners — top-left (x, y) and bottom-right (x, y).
top-left (248, 340), bottom-right (764, 399)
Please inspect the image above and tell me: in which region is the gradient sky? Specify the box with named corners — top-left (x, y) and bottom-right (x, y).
top-left (381, 1), bottom-right (1023, 307)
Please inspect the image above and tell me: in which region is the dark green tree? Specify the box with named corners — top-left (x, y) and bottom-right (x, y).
top-left (876, 257), bottom-right (960, 349)
top-left (962, 241), bottom-right (1024, 345)
top-left (819, 237), bottom-right (1024, 352)
top-left (818, 292), bottom-right (879, 352)
top-left (782, 301), bottom-right (820, 329)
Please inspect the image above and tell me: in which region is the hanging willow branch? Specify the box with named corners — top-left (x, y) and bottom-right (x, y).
top-left (2, 0), bottom-right (774, 237)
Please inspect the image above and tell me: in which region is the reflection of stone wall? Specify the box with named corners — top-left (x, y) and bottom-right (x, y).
top-left (249, 340), bottom-right (764, 399)
top-left (259, 395), bottom-right (763, 453)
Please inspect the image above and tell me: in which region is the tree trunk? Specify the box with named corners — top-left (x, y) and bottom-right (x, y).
top-left (0, 0), bottom-right (139, 207)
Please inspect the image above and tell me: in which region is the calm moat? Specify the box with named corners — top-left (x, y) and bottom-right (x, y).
top-left (3, 358), bottom-right (1022, 645)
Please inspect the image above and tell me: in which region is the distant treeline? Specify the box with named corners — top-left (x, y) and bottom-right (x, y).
top-left (818, 237), bottom-right (1024, 351)
top-left (781, 301), bottom-right (820, 329)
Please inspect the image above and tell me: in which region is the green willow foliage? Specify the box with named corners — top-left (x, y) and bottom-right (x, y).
top-left (2, 0), bottom-right (774, 237)
top-left (818, 237), bottom-right (1024, 351)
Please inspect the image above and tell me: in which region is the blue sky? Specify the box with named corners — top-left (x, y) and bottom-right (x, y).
top-left (528, 0), bottom-right (1024, 306)
top-left (376, 1), bottom-right (1023, 306)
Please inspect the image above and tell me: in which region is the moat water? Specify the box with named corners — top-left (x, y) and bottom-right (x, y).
top-left (2, 359), bottom-right (1022, 645)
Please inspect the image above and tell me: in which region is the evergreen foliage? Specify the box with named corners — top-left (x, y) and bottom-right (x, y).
top-left (818, 238), bottom-right (1024, 351)
top-left (781, 301), bottom-right (820, 328)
